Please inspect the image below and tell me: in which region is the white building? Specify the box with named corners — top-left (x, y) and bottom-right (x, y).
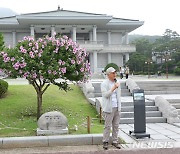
top-left (0, 8), bottom-right (144, 73)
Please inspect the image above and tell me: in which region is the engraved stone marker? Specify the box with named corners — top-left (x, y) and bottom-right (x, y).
top-left (37, 111), bottom-right (68, 135)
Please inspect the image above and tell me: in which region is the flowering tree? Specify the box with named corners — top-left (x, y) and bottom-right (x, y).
top-left (0, 35), bottom-right (91, 119)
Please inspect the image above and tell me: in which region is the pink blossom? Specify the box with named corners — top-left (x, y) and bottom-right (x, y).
top-left (53, 50), bottom-right (58, 53)
top-left (56, 48), bottom-right (59, 52)
top-left (28, 37), bottom-right (34, 41)
top-left (48, 70), bottom-right (52, 74)
top-left (2, 53), bottom-right (8, 58)
top-left (32, 47), bottom-right (35, 51)
top-left (21, 49), bottom-right (27, 53)
top-left (53, 71), bottom-right (57, 75)
top-left (58, 60), bottom-right (62, 65)
top-left (13, 62), bottom-right (20, 70)
top-left (3, 57), bottom-right (10, 63)
top-left (62, 61), bottom-right (65, 65)
top-left (19, 70), bottom-right (23, 74)
top-left (71, 59), bottom-right (75, 64)
top-left (20, 62), bottom-right (27, 68)
top-left (23, 72), bottom-right (29, 78)
top-left (32, 73), bottom-right (37, 79)
top-left (11, 57), bottom-right (15, 61)
top-left (80, 67), bottom-right (84, 72)
top-left (65, 46), bottom-right (69, 50)
top-left (29, 51), bottom-right (35, 58)
top-left (38, 53), bottom-right (41, 57)
top-left (43, 41), bottom-right (47, 46)
top-left (29, 43), bottom-right (32, 47)
top-left (23, 36), bottom-right (28, 40)
top-left (38, 38), bottom-right (43, 42)
top-left (56, 40), bottom-right (61, 46)
top-left (77, 61), bottom-right (81, 64)
top-left (63, 35), bottom-right (68, 40)
top-left (0, 51), bottom-right (5, 55)
top-left (85, 62), bottom-right (91, 71)
top-left (20, 46), bottom-right (24, 50)
top-left (73, 48), bottom-right (77, 54)
top-left (61, 67), bottom-right (66, 74)
top-left (35, 42), bottom-right (39, 49)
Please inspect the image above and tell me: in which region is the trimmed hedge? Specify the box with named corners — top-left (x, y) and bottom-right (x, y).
top-left (174, 67), bottom-right (180, 75)
top-left (0, 79), bottom-right (8, 98)
top-left (104, 63), bottom-right (119, 72)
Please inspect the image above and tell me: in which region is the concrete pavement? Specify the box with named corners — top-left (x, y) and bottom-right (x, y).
top-left (1, 145), bottom-right (180, 154)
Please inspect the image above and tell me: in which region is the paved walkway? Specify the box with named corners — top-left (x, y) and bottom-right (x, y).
top-left (119, 123), bottom-right (180, 147)
top-left (1, 145), bottom-right (180, 154)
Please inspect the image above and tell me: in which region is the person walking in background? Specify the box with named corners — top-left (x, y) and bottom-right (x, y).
top-left (125, 66), bottom-right (129, 79)
top-left (101, 67), bottom-right (121, 150)
top-left (119, 66), bottom-right (123, 79)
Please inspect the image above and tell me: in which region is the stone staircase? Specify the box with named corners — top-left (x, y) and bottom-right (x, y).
top-left (120, 99), bottom-right (166, 124)
top-left (90, 81), bottom-right (167, 124)
top-left (165, 99), bottom-right (180, 118)
top-left (136, 81), bottom-right (180, 95)
top-left (92, 81), bottom-right (131, 97)
top-left (136, 80), bottom-right (180, 117)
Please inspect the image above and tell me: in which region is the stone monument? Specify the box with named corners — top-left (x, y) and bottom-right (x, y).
top-left (37, 111), bottom-right (68, 135)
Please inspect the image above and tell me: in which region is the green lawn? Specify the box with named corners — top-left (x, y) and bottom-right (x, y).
top-left (0, 84), bottom-right (104, 137)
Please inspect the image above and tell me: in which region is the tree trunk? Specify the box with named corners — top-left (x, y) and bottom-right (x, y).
top-left (29, 79), bottom-right (50, 120)
top-left (37, 92), bottom-right (43, 120)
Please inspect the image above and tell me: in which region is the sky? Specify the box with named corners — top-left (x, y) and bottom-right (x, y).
top-left (0, 0), bottom-right (180, 36)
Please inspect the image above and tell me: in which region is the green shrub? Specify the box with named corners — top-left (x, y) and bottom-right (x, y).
top-left (104, 63), bottom-right (119, 72)
top-left (0, 79), bottom-right (8, 98)
top-left (174, 67), bottom-right (180, 75)
top-left (134, 71), bottom-right (146, 75)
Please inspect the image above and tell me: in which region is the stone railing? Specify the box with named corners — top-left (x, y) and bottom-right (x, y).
top-left (125, 78), bottom-right (140, 94)
top-left (82, 81), bottom-right (95, 98)
top-left (155, 96), bottom-right (180, 124)
top-left (103, 44), bottom-right (136, 53)
top-left (79, 41), bottom-right (135, 53)
top-left (79, 41), bottom-right (104, 52)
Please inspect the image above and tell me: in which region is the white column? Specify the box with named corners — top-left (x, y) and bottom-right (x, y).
top-left (125, 53), bottom-right (129, 62)
top-left (89, 53), bottom-right (93, 73)
top-left (51, 25), bottom-right (56, 37)
top-left (93, 51), bottom-right (97, 73)
top-left (120, 54), bottom-right (124, 66)
top-left (107, 31), bottom-right (111, 44)
top-left (108, 53), bottom-right (111, 63)
top-left (72, 26), bottom-right (77, 42)
top-left (89, 31), bottom-right (93, 42)
top-left (30, 25), bottom-right (35, 38)
top-left (120, 33), bottom-right (123, 44)
top-left (124, 32), bottom-right (129, 44)
top-left (12, 31), bottom-right (16, 47)
top-left (93, 25), bottom-right (97, 42)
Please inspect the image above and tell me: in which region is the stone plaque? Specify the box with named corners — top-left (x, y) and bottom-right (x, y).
top-left (37, 111), bottom-right (68, 135)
